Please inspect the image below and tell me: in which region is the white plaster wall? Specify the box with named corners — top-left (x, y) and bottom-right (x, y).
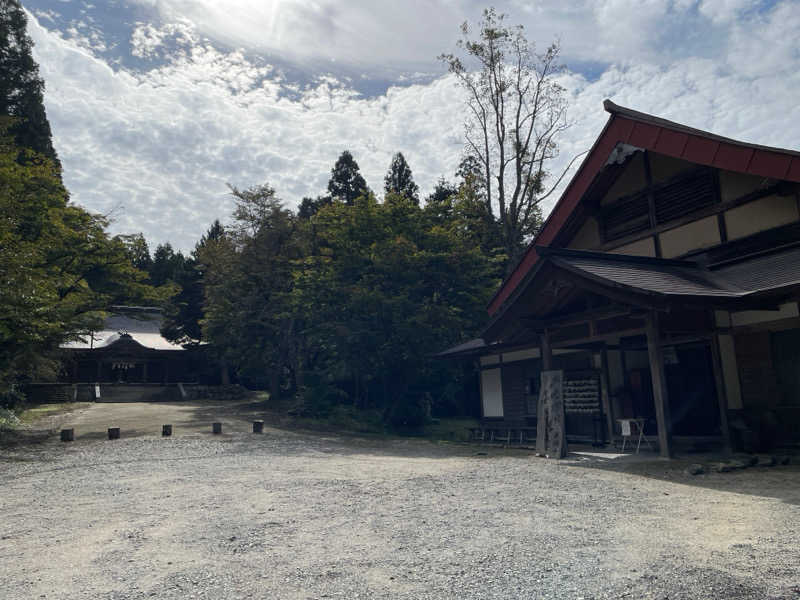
top-left (480, 368), bottom-right (504, 417)
top-left (659, 215), bottom-right (721, 258)
top-left (724, 195), bottom-right (799, 241)
top-left (567, 217), bottom-right (602, 250)
top-left (719, 170), bottom-right (765, 203)
top-left (649, 152), bottom-right (693, 183)
top-left (501, 348), bottom-right (540, 363)
top-left (609, 236), bottom-right (657, 257)
top-left (731, 302), bottom-right (800, 327)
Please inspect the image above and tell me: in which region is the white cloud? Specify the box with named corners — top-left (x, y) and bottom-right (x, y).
top-left (25, 1), bottom-right (800, 253)
top-left (129, 0), bottom-right (791, 73)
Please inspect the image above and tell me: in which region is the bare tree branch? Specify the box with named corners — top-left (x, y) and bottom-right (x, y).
top-left (441, 10), bottom-right (570, 270)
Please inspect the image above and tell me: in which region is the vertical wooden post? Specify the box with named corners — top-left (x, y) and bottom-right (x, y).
top-left (96, 360), bottom-right (102, 381)
top-left (645, 311), bottom-right (672, 458)
top-left (709, 333), bottom-right (733, 456)
top-left (599, 347), bottom-right (615, 444)
top-left (536, 330), bottom-right (553, 455)
top-left (541, 329), bottom-right (553, 370)
top-left (142, 362), bottom-right (148, 383)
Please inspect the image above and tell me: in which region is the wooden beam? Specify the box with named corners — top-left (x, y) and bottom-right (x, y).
top-left (645, 311), bottom-right (673, 458)
top-left (540, 330), bottom-right (553, 370)
top-left (600, 347), bottom-right (615, 443)
top-left (521, 305), bottom-right (635, 330)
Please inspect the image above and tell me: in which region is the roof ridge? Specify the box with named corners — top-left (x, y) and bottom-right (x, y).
top-left (604, 100), bottom-right (800, 158)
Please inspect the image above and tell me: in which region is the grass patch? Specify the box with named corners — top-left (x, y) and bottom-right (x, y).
top-left (18, 402), bottom-right (91, 425)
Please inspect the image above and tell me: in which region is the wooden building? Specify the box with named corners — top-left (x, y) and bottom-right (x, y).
top-left (55, 306), bottom-right (198, 401)
top-left (440, 101), bottom-right (800, 456)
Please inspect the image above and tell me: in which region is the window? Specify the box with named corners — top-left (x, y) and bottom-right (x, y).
top-left (654, 168), bottom-right (716, 223)
top-left (601, 190), bottom-right (649, 241)
top-left (601, 167), bottom-right (718, 243)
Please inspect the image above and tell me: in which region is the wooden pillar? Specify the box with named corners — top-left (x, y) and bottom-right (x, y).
top-left (645, 311), bottom-right (672, 458)
top-left (541, 329), bottom-right (553, 370)
top-left (96, 360), bottom-right (102, 381)
top-left (599, 348), bottom-right (615, 444)
top-left (536, 330), bottom-right (552, 455)
top-left (142, 362), bottom-right (149, 383)
top-left (709, 332), bottom-right (733, 455)
top-left (163, 360), bottom-right (170, 385)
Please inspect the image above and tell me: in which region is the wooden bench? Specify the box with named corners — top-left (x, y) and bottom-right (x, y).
top-left (468, 426), bottom-right (538, 446)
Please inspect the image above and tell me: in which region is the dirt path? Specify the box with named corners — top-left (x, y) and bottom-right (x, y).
top-left (1, 403), bottom-right (798, 599)
top-left (61, 399), bottom-right (277, 440)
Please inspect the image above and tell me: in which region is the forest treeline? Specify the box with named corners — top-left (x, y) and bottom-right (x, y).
top-left (123, 150), bottom-right (510, 426)
top-left (2, 3), bottom-right (567, 429)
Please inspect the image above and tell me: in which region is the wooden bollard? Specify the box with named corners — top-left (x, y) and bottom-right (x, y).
top-left (108, 427), bottom-right (120, 440)
top-left (60, 428), bottom-right (74, 442)
top-left (253, 420), bottom-right (264, 434)
top-left (162, 424), bottom-right (172, 437)
top-left (212, 422), bottom-right (222, 434)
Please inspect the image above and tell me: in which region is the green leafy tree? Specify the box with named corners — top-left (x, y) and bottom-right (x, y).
top-left (0, 1), bottom-right (60, 168)
top-left (115, 233), bottom-right (152, 272)
top-left (298, 195), bottom-right (331, 220)
top-left (202, 185), bottom-right (303, 398)
top-left (327, 150), bottom-right (369, 205)
top-left (424, 177), bottom-right (458, 224)
top-left (384, 152), bottom-right (419, 204)
top-left (0, 127), bottom-right (160, 401)
top-left (293, 191), bottom-right (497, 422)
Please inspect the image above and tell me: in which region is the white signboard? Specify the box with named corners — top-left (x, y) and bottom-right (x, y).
top-left (481, 368), bottom-right (504, 418)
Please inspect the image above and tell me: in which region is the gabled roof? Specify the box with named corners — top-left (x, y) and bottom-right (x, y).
top-left (61, 307), bottom-right (184, 351)
top-left (488, 100), bottom-right (800, 316)
top-left (480, 244), bottom-right (800, 344)
top-left (541, 247), bottom-right (745, 299)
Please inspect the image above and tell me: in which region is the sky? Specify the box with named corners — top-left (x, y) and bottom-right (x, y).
top-left (22, 0), bottom-right (800, 252)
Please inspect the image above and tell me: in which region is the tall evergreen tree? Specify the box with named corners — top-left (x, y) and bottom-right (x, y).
top-left (162, 220), bottom-right (225, 345)
top-left (0, 1), bottom-right (60, 168)
top-left (384, 152), bottom-right (419, 203)
top-left (149, 243), bottom-right (188, 287)
top-left (115, 233), bottom-right (152, 272)
top-left (327, 150), bottom-right (369, 205)
top-left (298, 195), bottom-right (331, 220)
top-left (424, 177), bottom-right (458, 224)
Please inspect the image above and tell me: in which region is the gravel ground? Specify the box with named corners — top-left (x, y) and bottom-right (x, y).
top-left (1, 424), bottom-right (799, 599)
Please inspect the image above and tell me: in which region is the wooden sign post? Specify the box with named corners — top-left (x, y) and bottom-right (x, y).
top-left (536, 369), bottom-right (567, 458)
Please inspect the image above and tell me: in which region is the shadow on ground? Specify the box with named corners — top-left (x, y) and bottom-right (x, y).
top-left (567, 446), bottom-right (800, 507)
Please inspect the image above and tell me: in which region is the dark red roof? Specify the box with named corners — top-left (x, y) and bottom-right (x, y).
top-left (487, 100), bottom-right (800, 316)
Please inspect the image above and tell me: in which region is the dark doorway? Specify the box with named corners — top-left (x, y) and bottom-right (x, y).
top-left (665, 343), bottom-right (721, 436)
